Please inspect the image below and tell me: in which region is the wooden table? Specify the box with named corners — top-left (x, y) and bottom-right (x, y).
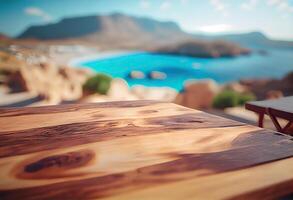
top-left (245, 96), bottom-right (293, 134)
top-left (0, 100), bottom-right (292, 200)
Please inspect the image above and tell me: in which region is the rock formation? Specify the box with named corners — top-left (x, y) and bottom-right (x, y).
top-left (149, 71), bottom-right (167, 80)
top-left (129, 71), bottom-right (145, 79)
top-left (239, 72), bottom-right (293, 100)
top-left (175, 79), bottom-right (220, 109)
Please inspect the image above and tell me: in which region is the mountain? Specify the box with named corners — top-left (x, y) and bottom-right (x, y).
top-left (17, 13), bottom-right (293, 50)
top-left (18, 13), bottom-right (190, 48)
top-left (192, 32), bottom-right (293, 49)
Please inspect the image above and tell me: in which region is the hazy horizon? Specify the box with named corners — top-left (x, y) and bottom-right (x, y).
top-left (0, 0), bottom-right (293, 41)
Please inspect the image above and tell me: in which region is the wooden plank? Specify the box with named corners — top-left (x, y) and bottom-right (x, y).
top-left (0, 125), bottom-right (265, 190)
top-left (0, 100), bottom-right (292, 200)
top-left (102, 157), bottom-right (293, 200)
top-left (0, 112), bottom-right (243, 158)
top-left (0, 101), bottom-right (201, 132)
top-left (0, 130), bottom-right (292, 199)
top-left (0, 100), bottom-right (158, 117)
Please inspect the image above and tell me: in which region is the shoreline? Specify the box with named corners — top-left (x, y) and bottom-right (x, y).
top-left (68, 50), bottom-right (143, 67)
top-left (63, 47), bottom-right (293, 92)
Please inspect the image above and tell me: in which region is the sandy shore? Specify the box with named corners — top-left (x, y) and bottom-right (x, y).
top-left (68, 50), bottom-right (143, 67)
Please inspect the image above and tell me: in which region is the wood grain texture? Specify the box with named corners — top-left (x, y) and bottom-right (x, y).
top-left (0, 100), bottom-right (292, 200)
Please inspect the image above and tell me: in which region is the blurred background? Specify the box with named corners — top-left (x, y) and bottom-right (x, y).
top-left (0, 0), bottom-right (292, 125)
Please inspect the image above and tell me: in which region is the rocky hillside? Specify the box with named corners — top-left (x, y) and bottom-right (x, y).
top-left (239, 72), bottom-right (293, 99)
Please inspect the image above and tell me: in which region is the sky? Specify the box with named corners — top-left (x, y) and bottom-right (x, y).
top-left (0, 0), bottom-right (293, 40)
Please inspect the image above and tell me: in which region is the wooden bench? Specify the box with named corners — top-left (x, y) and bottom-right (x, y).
top-left (245, 96), bottom-right (293, 135)
top-left (0, 100), bottom-right (292, 199)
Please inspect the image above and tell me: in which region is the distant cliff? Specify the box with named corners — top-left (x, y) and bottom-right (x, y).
top-left (192, 32), bottom-right (293, 49)
top-left (155, 40), bottom-right (251, 58)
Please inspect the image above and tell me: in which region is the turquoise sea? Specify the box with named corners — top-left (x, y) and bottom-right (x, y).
top-left (79, 49), bottom-right (293, 91)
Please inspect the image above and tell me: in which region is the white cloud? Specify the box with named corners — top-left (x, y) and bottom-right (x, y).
top-left (24, 7), bottom-right (52, 22)
top-left (267, 0), bottom-right (293, 13)
top-left (197, 24), bottom-right (232, 33)
top-left (209, 0), bottom-right (229, 16)
top-left (267, 0), bottom-right (280, 6)
top-left (140, 0), bottom-right (151, 9)
top-left (160, 1), bottom-right (172, 10)
top-left (180, 0), bottom-right (189, 4)
top-left (241, 0), bottom-right (258, 11)
top-left (210, 0), bottom-right (225, 11)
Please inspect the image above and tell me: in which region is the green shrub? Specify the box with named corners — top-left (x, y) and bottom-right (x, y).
top-left (83, 73), bottom-right (112, 95)
top-left (238, 93), bottom-right (255, 105)
top-left (213, 90), bottom-right (255, 109)
top-left (213, 90), bottom-right (238, 109)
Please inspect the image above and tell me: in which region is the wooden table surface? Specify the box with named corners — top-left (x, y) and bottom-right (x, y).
top-left (0, 100), bottom-right (292, 200)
